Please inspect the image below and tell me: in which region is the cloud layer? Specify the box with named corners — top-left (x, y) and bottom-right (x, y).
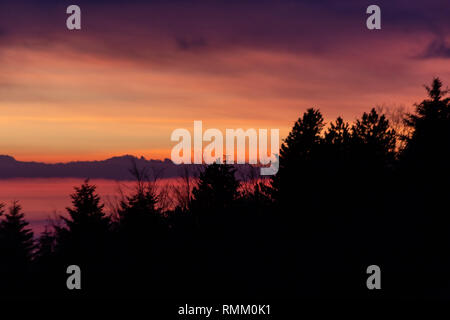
top-left (0, 0), bottom-right (448, 161)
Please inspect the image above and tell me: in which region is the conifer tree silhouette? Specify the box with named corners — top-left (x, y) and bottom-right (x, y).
top-left (0, 201), bottom-right (34, 265)
top-left (323, 116), bottom-right (352, 174)
top-left (402, 77), bottom-right (450, 169)
top-left (271, 108), bottom-right (325, 204)
top-left (325, 116), bottom-right (351, 146)
top-left (186, 163), bottom-right (246, 298)
top-left (191, 162), bottom-right (239, 216)
top-left (117, 167), bottom-right (160, 233)
top-left (58, 180), bottom-right (110, 244)
top-left (265, 109), bottom-right (330, 297)
top-left (0, 201), bottom-right (34, 294)
top-left (397, 78), bottom-right (450, 297)
top-left (55, 179), bottom-right (111, 283)
top-left (351, 108), bottom-right (396, 167)
top-left (116, 163), bottom-right (163, 255)
top-left (113, 163), bottom-right (168, 297)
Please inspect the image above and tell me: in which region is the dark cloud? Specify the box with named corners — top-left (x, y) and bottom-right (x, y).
top-left (176, 36), bottom-right (208, 51)
top-left (420, 38), bottom-right (450, 59)
top-left (0, 0), bottom-right (448, 64)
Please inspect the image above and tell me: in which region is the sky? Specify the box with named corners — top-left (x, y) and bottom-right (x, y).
top-left (0, 0), bottom-right (448, 162)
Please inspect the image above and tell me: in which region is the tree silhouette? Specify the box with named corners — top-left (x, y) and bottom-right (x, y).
top-left (54, 179), bottom-right (112, 295)
top-left (0, 201), bottom-right (34, 294)
top-left (3, 78), bottom-right (449, 299)
top-left (323, 116), bottom-right (352, 171)
top-left (57, 180), bottom-right (110, 250)
top-left (279, 108), bottom-right (324, 164)
top-left (55, 180), bottom-right (111, 278)
top-left (397, 78), bottom-right (450, 296)
top-left (117, 181), bottom-right (160, 233)
top-left (191, 162), bottom-right (240, 215)
top-left (0, 201), bottom-right (34, 267)
top-left (402, 77), bottom-right (450, 169)
top-left (271, 108), bottom-right (325, 203)
top-left (351, 108), bottom-right (396, 167)
top-left (325, 116), bottom-right (351, 146)
top-left (111, 163), bottom-right (169, 297)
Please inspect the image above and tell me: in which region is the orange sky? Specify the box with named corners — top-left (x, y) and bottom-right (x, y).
top-left (0, 1), bottom-right (449, 163)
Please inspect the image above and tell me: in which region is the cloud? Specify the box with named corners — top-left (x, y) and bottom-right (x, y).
top-left (420, 38), bottom-right (450, 59)
top-left (0, 0), bottom-right (448, 162)
top-left (0, 0), bottom-right (448, 63)
top-left (176, 36), bottom-right (208, 51)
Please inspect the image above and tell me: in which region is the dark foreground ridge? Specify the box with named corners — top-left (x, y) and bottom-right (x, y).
top-left (1, 78), bottom-right (450, 300)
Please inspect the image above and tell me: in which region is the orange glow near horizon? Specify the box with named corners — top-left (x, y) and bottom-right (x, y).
top-left (0, 26), bottom-right (448, 163)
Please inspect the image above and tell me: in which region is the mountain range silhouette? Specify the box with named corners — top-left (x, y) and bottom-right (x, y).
top-left (0, 155), bottom-right (259, 180)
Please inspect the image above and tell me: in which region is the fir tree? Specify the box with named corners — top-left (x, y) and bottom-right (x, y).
top-left (191, 163), bottom-right (240, 213)
top-left (402, 77), bottom-right (450, 169)
top-left (0, 201), bottom-right (35, 294)
top-left (56, 180), bottom-right (111, 262)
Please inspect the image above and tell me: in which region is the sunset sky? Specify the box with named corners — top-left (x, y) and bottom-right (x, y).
top-left (0, 0), bottom-right (448, 162)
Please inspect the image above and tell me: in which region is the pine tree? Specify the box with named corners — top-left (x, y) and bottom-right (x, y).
top-left (113, 165), bottom-right (168, 297)
top-left (324, 117), bottom-right (352, 165)
top-left (118, 183), bottom-right (160, 232)
top-left (270, 108), bottom-right (325, 202)
top-left (64, 180), bottom-right (109, 232)
top-left (398, 78), bottom-right (450, 295)
top-left (191, 163), bottom-right (240, 213)
top-left (280, 108), bottom-right (324, 165)
top-left (325, 117), bottom-right (351, 146)
top-left (56, 180), bottom-right (111, 262)
top-left (0, 201), bottom-right (34, 274)
top-left (117, 162), bottom-right (161, 236)
top-left (402, 77), bottom-right (450, 169)
top-left (351, 108), bottom-right (396, 166)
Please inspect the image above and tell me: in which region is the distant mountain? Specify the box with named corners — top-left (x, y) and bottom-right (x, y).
top-left (0, 155), bottom-right (259, 180)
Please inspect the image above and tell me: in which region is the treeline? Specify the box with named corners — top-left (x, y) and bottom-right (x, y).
top-left (0, 78), bottom-right (449, 299)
